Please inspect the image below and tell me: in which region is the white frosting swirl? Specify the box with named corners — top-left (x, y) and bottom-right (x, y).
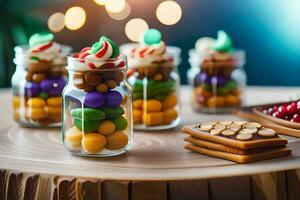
top-left (29, 41), bottom-right (67, 64)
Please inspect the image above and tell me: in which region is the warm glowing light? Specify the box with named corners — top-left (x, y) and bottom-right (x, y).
top-left (93, 0), bottom-right (107, 6)
top-left (105, 0), bottom-right (126, 13)
top-left (65, 6), bottom-right (86, 30)
top-left (107, 2), bottom-right (131, 20)
top-left (125, 18), bottom-right (149, 42)
top-left (156, 1), bottom-right (182, 25)
top-left (47, 12), bottom-right (65, 32)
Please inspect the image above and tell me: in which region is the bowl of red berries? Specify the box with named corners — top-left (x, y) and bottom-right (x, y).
top-left (253, 100), bottom-right (300, 129)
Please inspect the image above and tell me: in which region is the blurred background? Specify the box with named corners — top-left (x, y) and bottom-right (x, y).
top-left (1, 0), bottom-right (300, 87)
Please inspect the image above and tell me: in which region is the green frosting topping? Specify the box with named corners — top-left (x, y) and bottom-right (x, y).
top-left (29, 32), bottom-right (54, 48)
top-left (141, 29), bottom-right (162, 46)
top-left (91, 36), bottom-right (119, 58)
top-left (211, 30), bottom-right (232, 52)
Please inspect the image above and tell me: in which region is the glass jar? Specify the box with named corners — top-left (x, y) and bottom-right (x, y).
top-left (62, 56), bottom-right (133, 157)
top-left (12, 45), bottom-right (69, 127)
top-left (189, 49), bottom-right (246, 113)
top-left (122, 44), bottom-right (181, 130)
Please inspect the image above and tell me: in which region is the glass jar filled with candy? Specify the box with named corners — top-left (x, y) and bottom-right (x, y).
top-left (12, 32), bottom-right (70, 127)
top-left (62, 36), bottom-right (132, 157)
top-left (190, 30), bottom-right (246, 113)
top-left (121, 29), bottom-right (181, 130)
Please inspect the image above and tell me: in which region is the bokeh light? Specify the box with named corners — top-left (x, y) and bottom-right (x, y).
top-left (65, 6), bottom-right (86, 30)
top-left (93, 0), bottom-right (107, 6)
top-left (107, 2), bottom-right (131, 20)
top-left (105, 0), bottom-right (126, 13)
top-left (125, 18), bottom-right (149, 42)
top-left (156, 1), bottom-right (182, 25)
top-left (47, 12), bottom-right (65, 32)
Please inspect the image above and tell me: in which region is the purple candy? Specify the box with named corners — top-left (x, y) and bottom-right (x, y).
top-left (194, 72), bottom-right (210, 85)
top-left (41, 77), bottom-right (66, 96)
top-left (105, 90), bottom-right (122, 107)
top-left (84, 91), bottom-right (105, 108)
top-left (210, 75), bottom-right (228, 86)
top-left (25, 82), bottom-right (40, 97)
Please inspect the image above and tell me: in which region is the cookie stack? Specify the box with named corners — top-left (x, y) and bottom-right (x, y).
top-left (182, 121), bottom-right (291, 163)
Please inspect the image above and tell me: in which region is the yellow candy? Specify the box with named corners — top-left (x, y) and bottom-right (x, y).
top-left (164, 108), bottom-right (178, 124)
top-left (143, 100), bottom-right (162, 112)
top-left (133, 99), bottom-right (143, 109)
top-left (65, 126), bottom-right (82, 149)
top-left (106, 80), bottom-right (117, 89)
top-left (162, 95), bottom-right (177, 109)
top-left (25, 108), bottom-right (47, 120)
top-left (47, 97), bottom-right (62, 106)
top-left (142, 112), bottom-right (164, 126)
top-left (105, 131), bottom-right (128, 150)
top-left (98, 120), bottom-right (116, 135)
top-left (27, 98), bottom-right (46, 108)
top-left (47, 106), bottom-right (62, 115)
top-left (96, 83), bottom-right (108, 93)
top-left (225, 95), bottom-right (240, 106)
top-left (13, 96), bottom-right (21, 109)
top-left (13, 110), bottom-right (20, 121)
top-left (133, 109), bottom-right (142, 124)
top-left (82, 133), bottom-right (107, 153)
top-left (206, 96), bottom-right (225, 108)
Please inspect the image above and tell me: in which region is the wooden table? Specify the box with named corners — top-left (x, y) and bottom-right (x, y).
top-left (1, 86), bottom-right (300, 200)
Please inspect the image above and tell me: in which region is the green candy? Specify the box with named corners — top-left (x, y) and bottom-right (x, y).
top-left (71, 108), bottom-right (106, 120)
top-left (211, 30), bottom-right (232, 52)
top-left (218, 80), bottom-right (238, 95)
top-left (202, 83), bottom-right (212, 91)
top-left (112, 116), bottom-right (128, 131)
top-left (100, 106), bottom-right (124, 119)
top-left (74, 118), bottom-right (100, 132)
top-left (38, 92), bottom-right (48, 100)
top-left (142, 29), bottom-right (161, 46)
top-left (29, 32), bottom-right (54, 48)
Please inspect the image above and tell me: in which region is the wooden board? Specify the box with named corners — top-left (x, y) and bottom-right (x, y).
top-left (1, 87), bottom-right (300, 181)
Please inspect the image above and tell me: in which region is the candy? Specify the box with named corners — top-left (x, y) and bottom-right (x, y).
top-left (105, 131), bottom-right (128, 150)
top-left (100, 106), bottom-right (124, 119)
top-left (96, 83), bottom-right (108, 93)
top-left (112, 116), bottom-right (128, 131)
top-left (218, 80), bottom-right (237, 96)
top-left (98, 120), bottom-right (116, 135)
top-left (162, 95), bottom-right (177, 109)
top-left (142, 29), bottom-right (162, 46)
top-left (29, 32), bottom-right (54, 48)
top-left (225, 95), bottom-right (240, 106)
top-left (100, 36), bottom-right (119, 58)
top-left (82, 133), bottom-right (107, 153)
top-left (133, 99), bottom-right (143, 109)
top-left (38, 92), bottom-right (49, 100)
top-left (74, 118), bottom-right (101, 132)
top-left (143, 100), bottom-right (162, 112)
top-left (13, 96), bottom-right (21, 109)
top-left (163, 108), bottom-right (178, 124)
top-left (26, 108), bottom-right (47, 120)
top-left (133, 109), bottom-right (142, 124)
top-left (84, 92), bottom-right (105, 108)
top-left (153, 73), bottom-right (163, 81)
top-left (47, 106), bottom-right (61, 115)
top-left (194, 72), bottom-right (211, 85)
top-left (32, 73), bottom-right (46, 83)
top-left (206, 96), bottom-right (225, 108)
top-left (40, 77), bottom-right (66, 96)
top-left (26, 73), bottom-right (33, 81)
top-left (142, 112), bottom-right (164, 126)
top-left (105, 80), bottom-right (117, 89)
top-left (105, 91), bottom-right (122, 107)
top-left (47, 97), bottom-right (62, 106)
top-left (65, 126), bottom-right (82, 149)
top-left (27, 98), bottom-right (46, 108)
top-left (211, 30), bottom-right (232, 52)
top-left (25, 82), bottom-right (40, 97)
top-left (71, 108), bottom-right (106, 120)
top-left (211, 75), bottom-right (227, 86)
top-left (85, 72), bottom-right (101, 86)
top-left (73, 72), bottom-right (85, 89)
top-left (114, 71), bottom-right (124, 83)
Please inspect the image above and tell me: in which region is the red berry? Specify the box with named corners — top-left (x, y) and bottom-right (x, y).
top-left (287, 102), bottom-right (297, 114)
top-left (291, 117), bottom-right (300, 123)
top-left (273, 105), bottom-right (279, 111)
top-left (278, 105), bottom-right (288, 115)
top-left (293, 113), bottom-right (300, 119)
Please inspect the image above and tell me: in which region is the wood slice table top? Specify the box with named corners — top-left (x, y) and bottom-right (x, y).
top-left (1, 86), bottom-right (300, 181)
